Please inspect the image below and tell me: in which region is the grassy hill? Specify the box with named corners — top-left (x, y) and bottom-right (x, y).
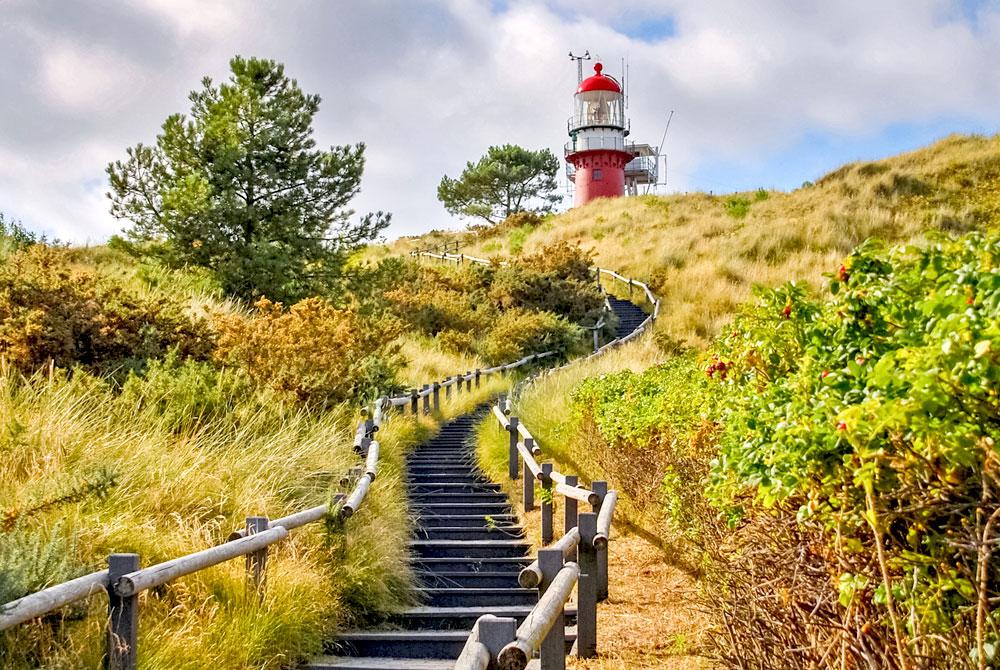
top-left (458, 134), bottom-right (1000, 668)
top-left (392, 133), bottom-right (1000, 345)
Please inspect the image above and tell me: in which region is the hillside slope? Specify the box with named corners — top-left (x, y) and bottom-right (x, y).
top-left (394, 133), bottom-right (1000, 345)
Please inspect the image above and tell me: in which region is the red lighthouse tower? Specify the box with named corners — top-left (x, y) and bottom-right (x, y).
top-left (564, 62), bottom-right (633, 206)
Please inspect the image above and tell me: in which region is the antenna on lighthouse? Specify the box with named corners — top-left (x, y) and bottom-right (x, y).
top-left (646, 110), bottom-right (675, 195)
top-left (568, 50), bottom-right (591, 84)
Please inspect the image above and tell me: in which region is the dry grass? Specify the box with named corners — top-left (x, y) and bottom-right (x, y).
top-left (567, 533), bottom-right (713, 670)
top-left (391, 133), bottom-right (1000, 346)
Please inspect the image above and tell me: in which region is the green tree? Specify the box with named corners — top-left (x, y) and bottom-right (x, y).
top-left (437, 144), bottom-right (560, 225)
top-left (107, 56), bottom-right (389, 303)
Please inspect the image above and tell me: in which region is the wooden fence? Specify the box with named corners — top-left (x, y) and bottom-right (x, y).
top-left (455, 396), bottom-right (619, 670)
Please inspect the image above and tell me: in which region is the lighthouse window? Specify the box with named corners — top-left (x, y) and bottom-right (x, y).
top-left (575, 90), bottom-right (624, 128)
top-left (592, 169), bottom-right (603, 181)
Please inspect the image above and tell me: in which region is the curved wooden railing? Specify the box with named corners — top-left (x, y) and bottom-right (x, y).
top-left (0, 399), bottom-right (392, 669)
top-left (456, 396), bottom-right (620, 670)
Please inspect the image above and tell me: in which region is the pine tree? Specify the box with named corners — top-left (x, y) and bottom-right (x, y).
top-left (107, 56), bottom-right (389, 303)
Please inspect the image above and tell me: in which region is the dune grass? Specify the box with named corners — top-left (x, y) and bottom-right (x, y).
top-left (394, 133), bottom-right (1000, 346)
top-left (0, 354), bottom-right (510, 669)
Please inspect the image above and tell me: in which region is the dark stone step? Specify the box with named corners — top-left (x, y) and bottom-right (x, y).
top-left (408, 482), bottom-right (501, 494)
top-left (410, 539), bottom-right (530, 559)
top-left (411, 557), bottom-right (530, 573)
top-left (327, 629), bottom-right (576, 659)
top-left (305, 657), bottom-right (455, 669)
top-left (413, 526), bottom-right (525, 541)
top-left (408, 493), bottom-right (508, 505)
top-left (326, 630), bottom-right (473, 659)
top-left (389, 604), bottom-right (576, 630)
top-left (408, 475), bottom-right (487, 486)
top-left (416, 570), bottom-right (523, 589)
top-left (417, 587), bottom-right (537, 607)
top-left (417, 514), bottom-right (518, 528)
top-left (413, 503), bottom-right (513, 518)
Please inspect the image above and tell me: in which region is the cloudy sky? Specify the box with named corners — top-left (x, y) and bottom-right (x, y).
top-left (2, 0), bottom-right (999, 242)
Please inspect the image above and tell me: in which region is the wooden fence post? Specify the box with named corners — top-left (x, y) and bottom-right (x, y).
top-left (245, 516), bottom-right (268, 601)
top-left (591, 480), bottom-right (609, 601)
top-left (465, 371), bottom-right (472, 392)
top-left (538, 548), bottom-right (565, 670)
top-left (475, 369), bottom-right (481, 388)
top-left (541, 463), bottom-right (554, 546)
top-left (478, 615), bottom-right (517, 664)
top-left (432, 382), bottom-right (440, 413)
top-left (410, 389), bottom-right (418, 415)
top-left (564, 475), bottom-right (578, 536)
top-left (106, 553), bottom-right (139, 670)
top-left (422, 384), bottom-right (430, 415)
top-left (508, 417), bottom-right (519, 481)
top-left (523, 457), bottom-right (535, 512)
top-left (577, 513), bottom-right (598, 658)
top-left (445, 378), bottom-right (452, 400)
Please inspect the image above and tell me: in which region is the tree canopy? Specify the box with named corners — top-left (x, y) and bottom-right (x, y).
top-left (437, 145), bottom-right (560, 225)
top-left (107, 56), bottom-right (389, 303)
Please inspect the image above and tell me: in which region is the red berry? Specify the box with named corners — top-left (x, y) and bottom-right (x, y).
top-left (782, 304), bottom-right (792, 319)
top-left (837, 421), bottom-right (848, 432)
top-left (837, 264), bottom-right (849, 282)
top-left (821, 370), bottom-right (830, 378)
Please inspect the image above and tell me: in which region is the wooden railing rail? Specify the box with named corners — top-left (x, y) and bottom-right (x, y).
top-left (457, 510), bottom-right (610, 669)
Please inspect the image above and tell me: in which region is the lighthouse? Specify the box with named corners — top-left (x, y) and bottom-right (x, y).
top-left (565, 61), bottom-right (659, 206)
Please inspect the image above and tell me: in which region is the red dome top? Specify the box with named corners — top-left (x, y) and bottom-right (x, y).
top-left (576, 62), bottom-right (622, 94)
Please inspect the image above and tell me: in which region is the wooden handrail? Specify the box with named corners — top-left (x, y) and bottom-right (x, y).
top-left (499, 562), bottom-right (580, 670)
top-left (0, 570), bottom-right (110, 631)
top-left (518, 528), bottom-right (581, 588)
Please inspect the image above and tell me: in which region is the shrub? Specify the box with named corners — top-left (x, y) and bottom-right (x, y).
top-left (723, 196), bottom-right (752, 219)
top-left (0, 245), bottom-right (214, 377)
top-left (565, 231), bottom-right (1000, 669)
top-left (118, 353), bottom-right (254, 434)
top-left (478, 309), bottom-right (581, 364)
top-left (706, 233), bottom-right (1000, 668)
top-left (214, 297), bottom-right (403, 407)
top-left (0, 523), bottom-right (83, 606)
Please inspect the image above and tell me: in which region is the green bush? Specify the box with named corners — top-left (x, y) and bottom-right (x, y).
top-left (479, 309), bottom-right (582, 364)
top-left (567, 231), bottom-right (1000, 668)
top-left (0, 245), bottom-right (215, 378)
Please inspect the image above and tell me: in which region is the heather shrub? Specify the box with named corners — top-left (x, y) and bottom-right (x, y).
top-left (0, 245), bottom-right (214, 377)
top-left (214, 297), bottom-right (403, 407)
top-left (478, 309), bottom-right (581, 364)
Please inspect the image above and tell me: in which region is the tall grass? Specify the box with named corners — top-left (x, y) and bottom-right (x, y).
top-left (476, 337), bottom-right (666, 538)
top-left (0, 356), bottom-right (507, 668)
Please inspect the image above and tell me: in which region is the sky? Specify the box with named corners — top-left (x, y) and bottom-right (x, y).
top-left (2, 0), bottom-right (1000, 243)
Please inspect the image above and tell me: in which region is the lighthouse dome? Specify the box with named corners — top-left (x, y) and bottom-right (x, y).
top-left (576, 62), bottom-right (622, 94)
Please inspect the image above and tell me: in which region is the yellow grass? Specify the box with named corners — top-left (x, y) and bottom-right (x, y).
top-left (392, 133), bottom-right (1000, 346)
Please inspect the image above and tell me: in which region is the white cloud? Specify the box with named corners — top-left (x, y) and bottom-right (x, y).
top-left (1, 0), bottom-right (999, 242)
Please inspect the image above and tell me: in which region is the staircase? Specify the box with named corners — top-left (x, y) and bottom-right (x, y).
top-left (307, 412), bottom-right (575, 669)
top-left (607, 295), bottom-right (648, 339)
